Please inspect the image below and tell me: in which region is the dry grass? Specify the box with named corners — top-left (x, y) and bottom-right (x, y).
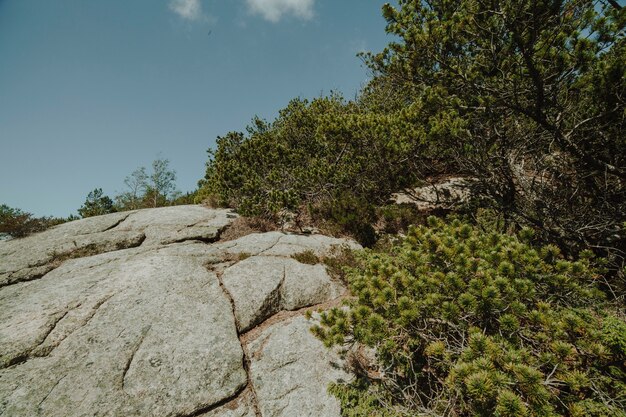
top-left (219, 216), bottom-right (279, 242)
top-left (291, 250), bottom-right (320, 265)
top-left (321, 245), bottom-right (360, 284)
top-left (48, 243), bottom-right (106, 268)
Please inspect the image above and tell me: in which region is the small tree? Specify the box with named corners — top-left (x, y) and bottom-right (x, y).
top-left (364, 0), bottom-right (626, 258)
top-left (115, 167), bottom-right (148, 211)
top-left (78, 188), bottom-right (116, 218)
top-left (147, 158), bottom-right (177, 208)
top-left (114, 158), bottom-right (179, 210)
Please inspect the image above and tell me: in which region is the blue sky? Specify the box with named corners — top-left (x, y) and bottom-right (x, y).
top-left (0, 0), bottom-right (391, 217)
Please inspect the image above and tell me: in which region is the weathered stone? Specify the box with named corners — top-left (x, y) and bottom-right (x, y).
top-left (0, 211), bottom-right (141, 287)
top-left (221, 256), bottom-right (284, 332)
top-left (113, 205), bottom-right (235, 246)
top-left (0, 244), bottom-right (246, 417)
top-left (393, 176), bottom-right (473, 210)
top-left (262, 233), bottom-right (361, 257)
top-left (0, 206), bottom-right (235, 287)
top-left (247, 316), bottom-right (350, 417)
top-left (198, 390), bottom-right (258, 417)
top-left (221, 256), bottom-right (344, 333)
top-left (0, 206), bottom-right (361, 417)
top-left (281, 260), bottom-right (344, 311)
top-left (214, 231), bottom-right (359, 258)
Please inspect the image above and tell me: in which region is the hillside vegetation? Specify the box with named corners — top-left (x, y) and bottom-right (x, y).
top-left (201, 0), bottom-right (625, 257)
top-left (198, 0), bottom-right (625, 415)
top-left (316, 217), bottom-right (626, 416)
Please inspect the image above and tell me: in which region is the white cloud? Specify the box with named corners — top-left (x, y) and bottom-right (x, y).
top-left (246, 0), bottom-right (315, 23)
top-left (169, 0), bottom-right (203, 21)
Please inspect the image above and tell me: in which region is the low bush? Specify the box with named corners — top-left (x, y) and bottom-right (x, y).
top-left (200, 94), bottom-right (433, 246)
top-left (0, 204), bottom-right (76, 238)
top-left (314, 217), bottom-right (626, 416)
top-left (218, 215), bottom-right (279, 242)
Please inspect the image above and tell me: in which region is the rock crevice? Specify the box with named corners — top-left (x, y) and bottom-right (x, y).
top-left (211, 263), bottom-right (263, 417)
top-left (0, 205), bottom-right (359, 417)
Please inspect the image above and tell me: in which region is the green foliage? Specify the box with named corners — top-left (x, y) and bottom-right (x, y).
top-left (170, 190), bottom-right (197, 206)
top-left (0, 205), bottom-right (39, 237)
top-left (200, 94), bottom-right (430, 245)
top-left (328, 380), bottom-right (406, 417)
top-left (115, 158), bottom-right (179, 210)
top-left (0, 204), bottom-right (76, 238)
top-left (201, 0), bottom-right (625, 256)
top-left (365, 0), bottom-right (626, 258)
top-left (78, 188), bottom-right (116, 218)
top-left (315, 218), bottom-right (626, 416)
top-left (313, 192), bottom-right (378, 247)
top-left (375, 204), bottom-right (425, 236)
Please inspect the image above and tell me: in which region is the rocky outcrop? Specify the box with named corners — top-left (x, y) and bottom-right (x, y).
top-left (393, 177), bottom-right (473, 210)
top-left (0, 206), bottom-right (234, 287)
top-left (246, 316), bottom-right (348, 417)
top-left (0, 205), bottom-right (358, 417)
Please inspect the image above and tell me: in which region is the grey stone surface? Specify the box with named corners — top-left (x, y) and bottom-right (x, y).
top-left (215, 231), bottom-right (360, 258)
top-left (0, 245), bottom-right (246, 417)
top-left (0, 206), bottom-right (361, 417)
top-left (0, 211), bottom-right (142, 287)
top-left (198, 390), bottom-right (257, 417)
top-left (113, 205), bottom-right (235, 246)
top-left (247, 316), bottom-right (350, 417)
top-left (0, 206), bottom-right (235, 287)
top-left (221, 256), bottom-right (344, 332)
top-left (281, 260), bottom-right (343, 311)
top-left (221, 256), bottom-right (285, 333)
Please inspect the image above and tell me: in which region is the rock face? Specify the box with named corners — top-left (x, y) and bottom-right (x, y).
top-left (393, 176), bottom-right (473, 210)
top-left (0, 205), bottom-right (358, 417)
top-left (247, 316), bottom-right (347, 417)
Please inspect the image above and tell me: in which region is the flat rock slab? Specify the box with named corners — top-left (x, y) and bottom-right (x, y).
top-left (222, 256), bottom-right (343, 332)
top-left (0, 244), bottom-right (246, 417)
top-left (246, 316), bottom-right (350, 417)
top-left (215, 231), bottom-right (360, 258)
top-left (0, 206), bottom-right (361, 417)
top-left (0, 206), bottom-right (235, 287)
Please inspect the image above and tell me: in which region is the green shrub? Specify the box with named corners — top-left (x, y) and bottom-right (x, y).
top-left (78, 188), bottom-right (116, 218)
top-left (200, 94), bottom-right (431, 245)
top-left (0, 204), bottom-right (42, 237)
top-left (0, 204), bottom-right (76, 238)
top-left (375, 204), bottom-right (425, 236)
top-left (314, 217), bottom-right (626, 416)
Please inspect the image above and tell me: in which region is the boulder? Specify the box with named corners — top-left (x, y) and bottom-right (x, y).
top-left (393, 176), bottom-right (473, 210)
top-left (0, 206), bottom-right (234, 287)
top-left (246, 316), bottom-right (350, 417)
top-left (221, 256), bottom-right (343, 332)
top-left (0, 205), bottom-right (360, 417)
